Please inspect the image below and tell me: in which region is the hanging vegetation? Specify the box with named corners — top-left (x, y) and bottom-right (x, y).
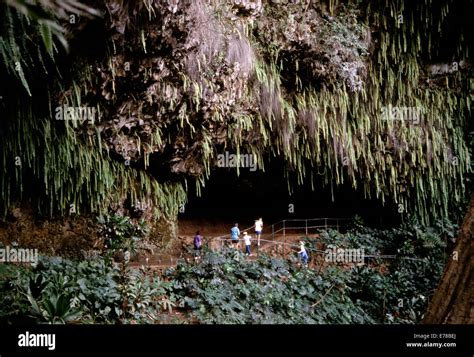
top-left (0, 2), bottom-right (186, 219)
top-left (0, 0), bottom-right (471, 225)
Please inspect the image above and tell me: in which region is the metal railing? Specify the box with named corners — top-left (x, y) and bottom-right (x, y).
top-left (132, 216), bottom-right (431, 267)
top-left (208, 217), bottom-right (351, 257)
top-left (269, 217), bottom-right (351, 240)
top-left (208, 236), bottom-right (430, 263)
top-left (208, 218), bottom-right (350, 242)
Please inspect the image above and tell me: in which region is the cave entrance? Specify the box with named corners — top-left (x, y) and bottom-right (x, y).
top-left (178, 162), bottom-right (400, 236)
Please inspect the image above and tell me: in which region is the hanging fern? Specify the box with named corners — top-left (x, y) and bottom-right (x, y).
top-left (0, 0), bottom-right (471, 226)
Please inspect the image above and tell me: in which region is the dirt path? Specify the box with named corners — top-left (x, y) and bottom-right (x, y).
top-left (130, 216), bottom-right (342, 270)
top-left (130, 228), bottom-right (320, 270)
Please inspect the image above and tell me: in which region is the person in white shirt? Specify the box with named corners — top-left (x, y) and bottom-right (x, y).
top-left (298, 241), bottom-right (309, 265)
top-left (243, 232), bottom-right (252, 256)
top-left (254, 218), bottom-right (263, 246)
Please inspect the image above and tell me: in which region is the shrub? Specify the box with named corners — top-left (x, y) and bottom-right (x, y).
top-left (0, 256), bottom-right (175, 324)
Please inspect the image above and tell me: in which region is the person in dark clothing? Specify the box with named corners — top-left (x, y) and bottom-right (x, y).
top-left (194, 231), bottom-right (203, 260)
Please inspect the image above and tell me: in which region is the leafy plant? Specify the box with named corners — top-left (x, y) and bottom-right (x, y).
top-left (163, 219), bottom-right (452, 324)
top-left (117, 264), bottom-right (179, 324)
top-left (0, 254), bottom-right (182, 324)
top-left (27, 290), bottom-right (79, 324)
top-left (164, 248), bottom-right (372, 324)
top-left (0, 219), bottom-right (456, 325)
top-left (97, 215), bottom-right (149, 263)
top-left (0, 257), bottom-right (120, 324)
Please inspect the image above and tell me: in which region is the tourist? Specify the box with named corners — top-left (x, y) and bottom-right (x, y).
top-left (194, 231), bottom-right (203, 260)
top-left (230, 223), bottom-right (240, 248)
top-left (298, 241), bottom-right (309, 266)
top-left (255, 217), bottom-right (263, 246)
top-left (243, 232), bottom-right (252, 256)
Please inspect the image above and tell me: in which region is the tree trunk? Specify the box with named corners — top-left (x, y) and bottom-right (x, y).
top-left (423, 193), bottom-right (474, 323)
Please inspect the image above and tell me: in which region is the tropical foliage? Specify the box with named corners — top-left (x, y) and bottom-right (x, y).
top-left (0, 0), bottom-right (472, 225)
top-left (165, 219), bottom-right (452, 324)
top-left (0, 257), bottom-right (179, 324)
top-left (97, 214), bottom-right (149, 262)
top-left (0, 0), bottom-right (470, 328)
top-left (0, 219), bottom-right (452, 324)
